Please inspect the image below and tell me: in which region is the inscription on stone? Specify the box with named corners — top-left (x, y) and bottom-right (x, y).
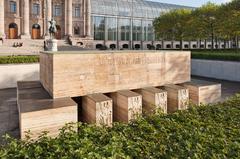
top-left (179, 89), bottom-right (189, 110)
top-left (96, 100), bottom-right (112, 126)
top-left (128, 96), bottom-right (142, 121)
top-left (155, 92), bottom-right (168, 113)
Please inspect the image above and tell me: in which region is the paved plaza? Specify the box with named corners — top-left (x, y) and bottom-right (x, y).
top-left (0, 77), bottom-right (240, 144)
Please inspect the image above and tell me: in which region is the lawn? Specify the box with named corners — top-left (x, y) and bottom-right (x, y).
top-left (1, 94), bottom-right (240, 158)
top-left (0, 55), bottom-right (39, 64)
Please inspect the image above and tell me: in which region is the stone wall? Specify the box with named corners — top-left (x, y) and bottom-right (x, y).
top-left (191, 59), bottom-right (240, 82)
top-left (0, 63), bottom-right (39, 89)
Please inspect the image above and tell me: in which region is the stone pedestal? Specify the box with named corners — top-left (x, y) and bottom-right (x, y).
top-left (135, 87), bottom-right (167, 114)
top-left (163, 85), bottom-right (189, 113)
top-left (109, 90), bottom-right (142, 123)
top-left (82, 94), bottom-right (113, 126)
top-left (46, 39), bottom-right (58, 51)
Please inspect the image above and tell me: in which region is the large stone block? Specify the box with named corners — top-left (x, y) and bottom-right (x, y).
top-left (135, 87), bottom-right (167, 114)
top-left (162, 85), bottom-right (189, 113)
top-left (181, 79), bottom-right (221, 105)
top-left (109, 90), bottom-right (142, 123)
top-left (17, 81), bottom-right (78, 140)
top-left (40, 51), bottom-right (190, 98)
top-left (82, 94), bottom-right (113, 126)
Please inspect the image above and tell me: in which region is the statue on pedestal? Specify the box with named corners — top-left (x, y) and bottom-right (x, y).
top-left (48, 19), bottom-right (57, 39)
top-left (46, 18), bottom-right (58, 51)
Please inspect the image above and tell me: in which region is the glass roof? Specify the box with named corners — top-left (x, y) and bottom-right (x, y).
top-left (91, 0), bottom-right (194, 19)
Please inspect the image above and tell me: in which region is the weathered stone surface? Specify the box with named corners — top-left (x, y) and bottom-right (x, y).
top-left (134, 87), bottom-right (167, 114)
top-left (181, 79), bottom-right (221, 105)
top-left (109, 90), bottom-right (142, 123)
top-left (82, 94), bottom-right (113, 126)
top-left (40, 51), bottom-right (190, 98)
top-left (162, 85), bottom-right (189, 113)
top-left (17, 81), bottom-right (78, 140)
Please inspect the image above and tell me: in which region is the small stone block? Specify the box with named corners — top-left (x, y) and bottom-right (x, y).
top-left (181, 79), bottom-right (221, 105)
top-left (163, 85), bottom-right (189, 113)
top-left (82, 94), bottom-right (113, 126)
top-left (109, 90), bottom-right (142, 123)
top-left (135, 87), bottom-right (167, 114)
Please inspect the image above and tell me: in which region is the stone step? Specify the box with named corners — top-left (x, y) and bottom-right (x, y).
top-left (17, 81), bottom-right (78, 140)
top-left (180, 79), bottom-right (221, 105)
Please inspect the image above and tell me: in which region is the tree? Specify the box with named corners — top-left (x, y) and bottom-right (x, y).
top-left (191, 2), bottom-right (219, 50)
top-left (154, 9), bottom-right (192, 50)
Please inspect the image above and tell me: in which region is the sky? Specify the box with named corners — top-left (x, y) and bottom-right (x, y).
top-left (150, 0), bottom-right (231, 7)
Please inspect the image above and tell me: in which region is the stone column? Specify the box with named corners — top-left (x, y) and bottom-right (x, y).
top-left (46, 0), bottom-right (52, 36)
top-left (22, 0), bottom-right (30, 38)
top-left (0, 0), bottom-right (4, 36)
top-left (64, 0), bottom-right (68, 36)
top-left (67, 0), bottom-right (73, 36)
top-left (86, 0), bottom-right (91, 37)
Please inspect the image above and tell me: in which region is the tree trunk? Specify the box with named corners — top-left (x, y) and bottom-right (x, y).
top-left (224, 39), bottom-right (226, 49)
top-left (211, 32), bottom-right (214, 51)
top-left (199, 39), bottom-right (202, 49)
top-left (205, 39), bottom-right (207, 49)
top-left (180, 39), bottom-right (183, 50)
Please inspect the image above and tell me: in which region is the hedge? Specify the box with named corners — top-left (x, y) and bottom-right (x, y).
top-left (192, 51), bottom-right (240, 62)
top-left (0, 56), bottom-right (39, 64)
top-left (1, 94), bottom-right (240, 158)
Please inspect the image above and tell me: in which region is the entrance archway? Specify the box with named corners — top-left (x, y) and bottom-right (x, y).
top-left (110, 44), bottom-right (116, 50)
top-left (8, 23), bottom-right (18, 39)
top-left (32, 24), bottom-right (41, 39)
top-left (134, 44), bottom-right (140, 50)
top-left (55, 25), bottom-right (61, 39)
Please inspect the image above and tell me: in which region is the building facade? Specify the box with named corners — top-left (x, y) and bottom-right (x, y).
top-left (0, 0), bottom-right (194, 49)
top-left (0, 0), bottom-right (91, 40)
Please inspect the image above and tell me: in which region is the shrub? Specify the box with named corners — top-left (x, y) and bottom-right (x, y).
top-left (192, 51), bottom-right (240, 62)
top-left (0, 56), bottom-right (39, 64)
top-left (1, 94), bottom-right (240, 158)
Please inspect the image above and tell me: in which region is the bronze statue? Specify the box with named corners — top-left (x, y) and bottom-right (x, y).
top-left (48, 19), bottom-right (57, 39)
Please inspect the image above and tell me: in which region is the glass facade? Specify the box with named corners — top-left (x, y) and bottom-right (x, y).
top-left (92, 16), bottom-right (105, 40)
top-left (91, 0), bottom-right (193, 42)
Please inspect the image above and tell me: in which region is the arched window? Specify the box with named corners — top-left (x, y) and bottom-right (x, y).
top-left (96, 44), bottom-right (103, 49)
top-left (110, 44), bottom-right (116, 50)
top-left (156, 44), bottom-right (162, 50)
top-left (122, 44), bottom-right (129, 49)
top-left (134, 44), bottom-right (141, 50)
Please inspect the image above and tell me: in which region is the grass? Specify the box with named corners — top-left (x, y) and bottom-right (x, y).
top-left (191, 49), bottom-right (240, 62)
top-left (0, 55), bottom-right (39, 64)
top-left (1, 94), bottom-right (240, 158)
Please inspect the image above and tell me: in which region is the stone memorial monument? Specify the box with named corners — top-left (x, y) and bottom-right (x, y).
top-left (46, 19), bottom-right (58, 52)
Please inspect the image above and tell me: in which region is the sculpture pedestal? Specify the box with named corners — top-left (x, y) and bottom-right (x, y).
top-left (47, 39), bottom-right (58, 52)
